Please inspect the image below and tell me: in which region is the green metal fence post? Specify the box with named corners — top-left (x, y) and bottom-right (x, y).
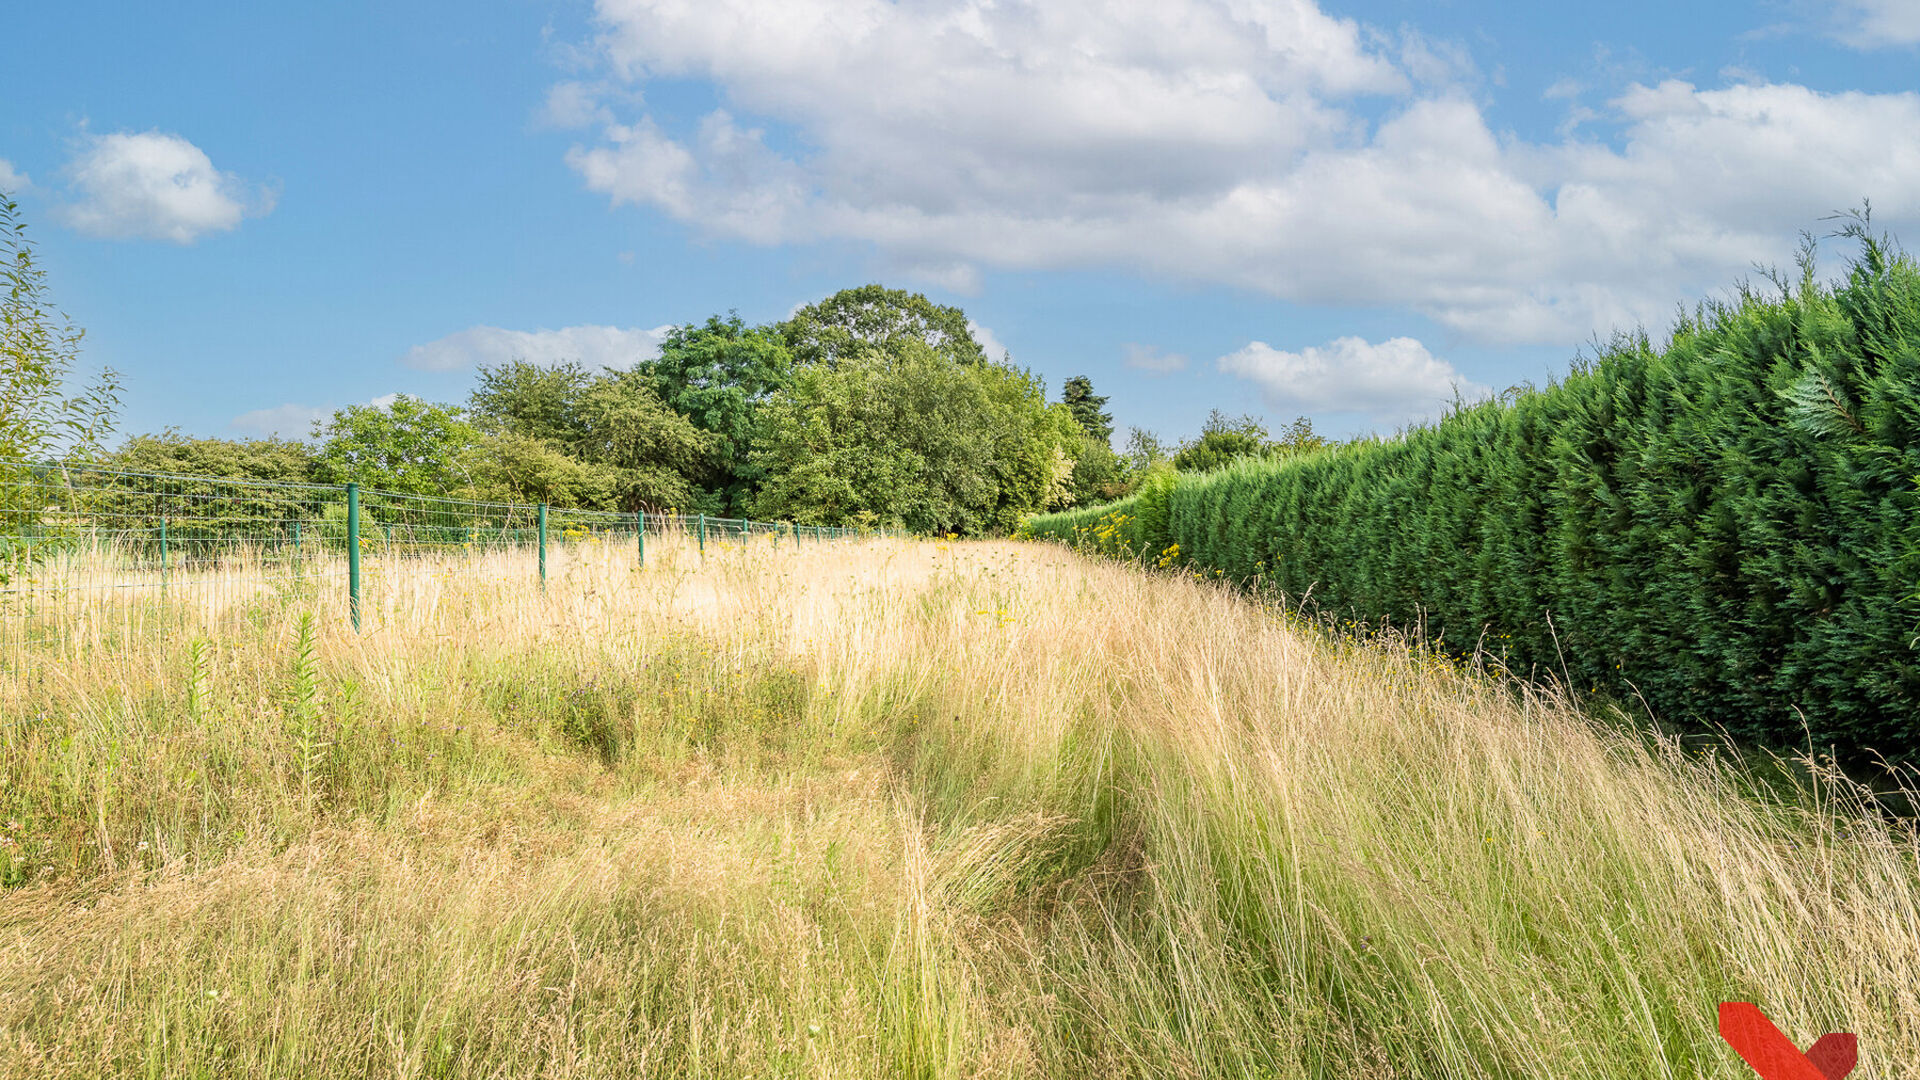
top-left (158, 516), bottom-right (169, 588)
top-left (292, 520), bottom-right (302, 557)
top-left (636, 511), bottom-right (645, 567)
top-left (346, 483), bottom-right (362, 631)
top-left (538, 503), bottom-right (548, 590)
top-left (697, 513), bottom-right (706, 556)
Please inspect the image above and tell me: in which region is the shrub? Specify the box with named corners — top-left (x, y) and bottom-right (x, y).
top-left (1024, 236), bottom-right (1920, 759)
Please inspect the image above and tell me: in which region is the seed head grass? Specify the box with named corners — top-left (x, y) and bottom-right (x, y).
top-left (0, 534), bottom-right (1915, 1077)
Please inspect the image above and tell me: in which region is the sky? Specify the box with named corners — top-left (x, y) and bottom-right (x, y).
top-left (4, 0), bottom-right (1918, 446)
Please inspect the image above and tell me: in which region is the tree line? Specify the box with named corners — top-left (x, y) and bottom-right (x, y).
top-left (108, 306), bottom-right (1331, 535)
top-left (5, 191), bottom-right (1328, 536)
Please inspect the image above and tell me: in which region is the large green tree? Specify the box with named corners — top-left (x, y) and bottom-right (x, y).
top-left (310, 395), bottom-right (488, 496)
top-left (638, 313), bottom-right (792, 513)
top-left (780, 285), bottom-right (986, 368)
top-left (468, 361), bottom-right (717, 511)
top-left (467, 362), bottom-right (597, 447)
top-left (749, 340), bottom-right (1076, 533)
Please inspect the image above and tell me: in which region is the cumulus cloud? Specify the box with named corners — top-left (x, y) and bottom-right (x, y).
top-left (558, 0), bottom-right (1920, 345)
top-left (1831, 0), bottom-right (1920, 47)
top-left (229, 403), bottom-right (333, 438)
top-left (401, 323), bottom-right (673, 372)
top-left (967, 320), bottom-right (1010, 363)
top-left (60, 131), bottom-right (272, 242)
top-left (1123, 343), bottom-right (1189, 375)
top-left (0, 159), bottom-right (29, 192)
top-left (1216, 336), bottom-right (1489, 424)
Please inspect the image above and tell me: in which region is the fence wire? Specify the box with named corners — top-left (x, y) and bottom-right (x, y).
top-left (0, 460), bottom-right (861, 653)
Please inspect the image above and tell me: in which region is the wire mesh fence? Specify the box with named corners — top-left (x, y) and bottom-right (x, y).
top-left (0, 460), bottom-right (864, 655)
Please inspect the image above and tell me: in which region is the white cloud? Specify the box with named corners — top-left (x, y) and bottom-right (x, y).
top-left (0, 159), bottom-right (29, 192)
top-left (1831, 0), bottom-right (1920, 47)
top-left (231, 393), bottom-right (415, 438)
top-left (542, 81), bottom-right (612, 129)
top-left (1123, 343), bottom-right (1189, 375)
top-left (899, 259), bottom-right (982, 294)
top-left (401, 323), bottom-right (674, 372)
top-left (967, 320), bottom-right (1009, 362)
top-left (230, 403), bottom-right (332, 438)
top-left (1216, 336), bottom-right (1489, 424)
top-left (60, 131), bottom-right (272, 243)
top-left (560, 0), bottom-right (1920, 345)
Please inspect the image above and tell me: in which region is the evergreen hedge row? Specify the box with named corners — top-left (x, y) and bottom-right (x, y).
top-left (1025, 241), bottom-right (1920, 759)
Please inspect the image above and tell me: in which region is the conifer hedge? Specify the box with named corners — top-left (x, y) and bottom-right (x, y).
top-left (1024, 240), bottom-right (1920, 758)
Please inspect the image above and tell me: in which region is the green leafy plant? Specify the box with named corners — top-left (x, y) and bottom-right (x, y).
top-left (1024, 231), bottom-right (1920, 759)
top-left (0, 195), bottom-right (121, 586)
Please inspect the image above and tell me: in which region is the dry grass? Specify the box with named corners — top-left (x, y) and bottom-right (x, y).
top-left (1, 534), bottom-right (1916, 1078)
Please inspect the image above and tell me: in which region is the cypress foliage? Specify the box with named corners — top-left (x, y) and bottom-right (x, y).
top-left (1021, 241), bottom-right (1920, 759)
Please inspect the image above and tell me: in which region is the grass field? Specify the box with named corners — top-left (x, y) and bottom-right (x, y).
top-left (1, 535), bottom-right (1916, 1078)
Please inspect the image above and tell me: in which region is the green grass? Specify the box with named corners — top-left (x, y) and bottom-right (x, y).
top-left (2, 535), bottom-right (1916, 1077)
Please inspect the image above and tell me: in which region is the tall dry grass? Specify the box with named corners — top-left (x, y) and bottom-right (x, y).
top-left (0, 534), bottom-right (1915, 1078)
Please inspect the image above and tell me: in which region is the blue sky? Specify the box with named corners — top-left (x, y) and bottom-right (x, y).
top-left (4, 0), bottom-right (1918, 446)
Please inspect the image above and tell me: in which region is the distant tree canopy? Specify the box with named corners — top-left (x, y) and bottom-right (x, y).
top-left (111, 430), bottom-right (314, 483)
top-left (74, 274), bottom-right (1346, 535)
top-left (311, 395), bottom-right (488, 497)
top-left (468, 361), bottom-right (717, 512)
top-left (781, 284), bottom-right (985, 368)
top-left (1168, 411), bottom-right (1327, 474)
top-left (754, 285), bottom-right (1077, 530)
top-left (1171, 411), bottom-right (1271, 474)
top-left (1061, 375), bottom-right (1113, 444)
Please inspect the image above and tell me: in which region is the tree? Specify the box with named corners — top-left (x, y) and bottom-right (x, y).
top-left (1123, 427), bottom-right (1168, 473)
top-left (110, 430), bottom-right (314, 483)
top-left (310, 395), bottom-right (488, 496)
top-left (1, 193), bottom-right (121, 583)
top-left (467, 360), bottom-right (718, 511)
top-left (0, 194), bottom-right (120, 465)
top-left (472, 431), bottom-right (618, 510)
top-left (1172, 411), bottom-right (1271, 473)
top-left (748, 341), bottom-right (1076, 533)
top-left (570, 373), bottom-right (719, 510)
top-left (1271, 415), bottom-right (1329, 458)
top-left (638, 313), bottom-right (792, 513)
top-left (1061, 375), bottom-right (1114, 444)
top-left (980, 363), bottom-right (1083, 527)
top-left (1067, 433), bottom-right (1128, 506)
top-left (468, 362), bottom-right (598, 447)
top-left (781, 284), bottom-right (986, 368)
top-left (85, 432), bottom-right (320, 541)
